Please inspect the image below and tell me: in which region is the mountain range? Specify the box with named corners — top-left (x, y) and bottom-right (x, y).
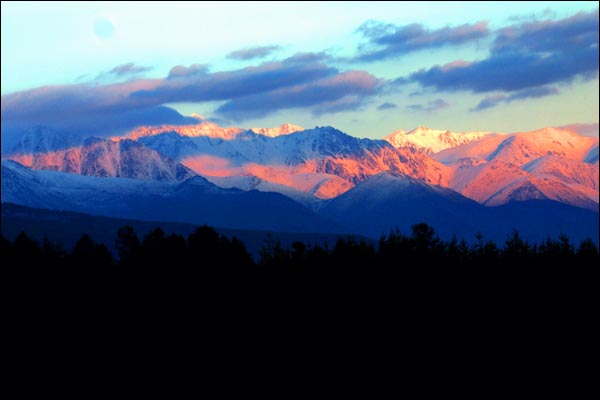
top-left (1, 112), bottom-right (598, 243)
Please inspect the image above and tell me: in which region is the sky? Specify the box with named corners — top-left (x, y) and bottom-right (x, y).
top-left (1, 1), bottom-right (598, 138)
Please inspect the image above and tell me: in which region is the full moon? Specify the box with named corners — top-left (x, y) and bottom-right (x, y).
top-left (93, 18), bottom-right (114, 40)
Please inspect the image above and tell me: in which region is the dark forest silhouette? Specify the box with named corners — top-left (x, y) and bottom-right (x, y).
top-left (4, 223), bottom-right (598, 298)
top-left (0, 224), bottom-right (600, 326)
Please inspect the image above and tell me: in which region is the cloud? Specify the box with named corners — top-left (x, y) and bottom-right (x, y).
top-left (284, 52), bottom-right (331, 64)
top-left (406, 98), bottom-right (449, 112)
top-left (408, 9), bottom-right (598, 93)
top-left (557, 122), bottom-right (599, 137)
top-left (507, 86), bottom-right (559, 101)
top-left (215, 70), bottom-right (381, 120)
top-left (493, 9), bottom-right (598, 55)
top-left (470, 94), bottom-right (508, 111)
top-left (471, 86), bottom-right (559, 111)
top-left (109, 63), bottom-right (152, 77)
top-left (227, 45), bottom-right (281, 60)
top-left (93, 63), bottom-right (152, 83)
top-left (377, 102), bottom-right (398, 110)
top-left (1, 55), bottom-right (380, 126)
top-left (355, 20), bottom-right (489, 61)
top-left (167, 64), bottom-right (209, 79)
top-left (132, 57), bottom-right (339, 105)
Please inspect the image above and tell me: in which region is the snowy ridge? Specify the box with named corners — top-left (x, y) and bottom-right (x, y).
top-left (126, 121), bottom-right (244, 140)
top-left (0, 160), bottom-right (340, 233)
top-left (4, 125), bottom-right (83, 155)
top-left (440, 127), bottom-right (600, 209)
top-left (139, 126), bottom-right (450, 198)
top-left (435, 127), bottom-right (598, 165)
top-left (449, 159), bottom-right (597, 210)
top-left (124, 122), bottom-right (303, 141)
top-left (249, 123), bottom-right (304, 137)
top-left (206, 175), bottom-right (322, 209)
top-left (2, 120), bottom-right (597, 214)
top-left (384, 126), bottom-right (492, 154)
top-left (6, 137), bottom-right (196, 182)
top-left (319, 171), bottom-right (599, 243)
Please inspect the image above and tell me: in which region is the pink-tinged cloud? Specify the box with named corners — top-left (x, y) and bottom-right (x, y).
top-left (1, 54), bottom-right (381, 128)
top-left (441, 60), bottom-right (473, 71)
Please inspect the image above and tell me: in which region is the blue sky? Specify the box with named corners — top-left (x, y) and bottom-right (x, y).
top-left (1, 1), bottom-right (598, 138)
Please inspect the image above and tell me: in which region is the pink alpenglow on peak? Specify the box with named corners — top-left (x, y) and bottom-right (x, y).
top-left (189, 113), bottom-right (206, 120)
top-left (384, 125), bottom-right (492, 154)
top-left (249, 123), bottom-right (304, 137)
top-left (126, 121), bottom-right (244, 140)
top-left (123, 121), bottom-right (304, 141)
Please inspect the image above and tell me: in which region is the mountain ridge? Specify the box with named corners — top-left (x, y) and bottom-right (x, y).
top-left (3, 122), bottom-right (598, 208)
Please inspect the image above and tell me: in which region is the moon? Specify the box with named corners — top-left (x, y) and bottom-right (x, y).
top-left (93, 18), bottom-right (114, 40)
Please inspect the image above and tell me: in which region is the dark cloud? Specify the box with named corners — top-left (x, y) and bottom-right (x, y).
top-left (1, 57), bottom-right (380, 125)
top-left (493, 9), bottom-right (598, 55)
top-left (167, 64), bottom-right (209, 79)
top-left (377, 102), bottom-right (398, 110)
top-left (408, 9), bottom-right (598, 94)
top-left (133, 58), bottom-right (338, 104)
top-left (471, 86), bottom-right (560, 111)
top-left (406, 98), bottom-right (449, 112)
top-left (109, 62), bottom-right (152, 77)
top-left (355, 20), bottom-right (489, 61)
top-left (227, 45), bottom-right (281, 60)
top-left (216, 71), bottom-right (381, 120)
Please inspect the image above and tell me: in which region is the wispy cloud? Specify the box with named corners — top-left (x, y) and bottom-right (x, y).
top-left (507, 86), bottom-right (559, 101)
top-left (355, 20), bottom-right (489, 62)
top-left (470, 94), bottom-right (508, 111)
top-left (407, 98), bottom-right (449, 112)
top-left (377, 102), bottom-right (398, 110)
top-left (109, 62), bottom-right (152, 77)
top-left (94, 62), bottom-right (152, 83)
top-left (227, 45), bottom-right (281, 60)
top-left (471, 86), bottom-right (560, 111)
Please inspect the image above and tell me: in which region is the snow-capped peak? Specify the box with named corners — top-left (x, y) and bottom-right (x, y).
top-left (384, 126), bottom-right (492, 154)
top-left (122, 121), bottom-right (304, 141)
top-left (126, 121), bottom-right (244, 140)
top-left (249, 123), bottom-right (304, 137)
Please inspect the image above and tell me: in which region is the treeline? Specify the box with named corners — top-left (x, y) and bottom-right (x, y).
top-left (4, 222), bottom-right (599, 322)
top-left (3, 223), bottom-right (597, 285)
